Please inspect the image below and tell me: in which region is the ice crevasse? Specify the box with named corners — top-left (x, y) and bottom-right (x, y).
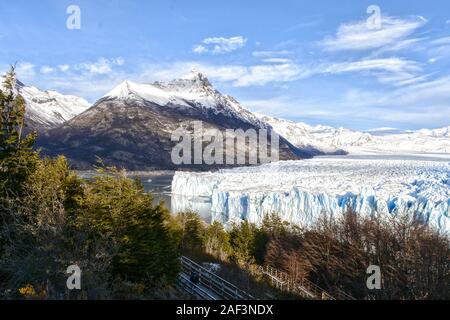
top-left (171, 159), bottom-right (450, 233)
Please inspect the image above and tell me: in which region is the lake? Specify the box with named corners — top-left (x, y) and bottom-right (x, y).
top-left (77, 171), bottom-right (213, 223)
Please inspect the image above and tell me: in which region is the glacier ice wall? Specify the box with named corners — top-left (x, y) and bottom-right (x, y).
top-left (172, 159), bottom-right (450, 233)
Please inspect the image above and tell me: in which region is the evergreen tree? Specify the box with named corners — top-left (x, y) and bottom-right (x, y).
top-left (0, 67), bottom-right (39, 272)
top-left (176, 211), bottom-right (205, 252)
top-left (229, 221), bottom-right (258, 265)
top-left (0, 66), bottom-right (38, 198)
top-left (82, 169), bottom-right (180, 288)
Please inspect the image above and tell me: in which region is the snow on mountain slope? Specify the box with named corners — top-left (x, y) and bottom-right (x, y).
top-left (343, 127), bottom-right (450, 155)
top-left (104, 70), bottom-right (264, 128)
top-left (15, 80), bottom-right (90, 128)
top-left (172, 158), bottom-right (450, 233)
top-left (257, 115), bottom-right (346, 154)
top-left (417, 126), bottom-right (450, 138)
top-left (258, 115), bottom-right (450, 156)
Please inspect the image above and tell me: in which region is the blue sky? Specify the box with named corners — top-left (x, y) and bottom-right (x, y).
top-left (1, 0), bottom-right (450, 130)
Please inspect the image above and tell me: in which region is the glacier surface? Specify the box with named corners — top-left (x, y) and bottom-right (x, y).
top-left (171, 158), bottom-right (450, 233)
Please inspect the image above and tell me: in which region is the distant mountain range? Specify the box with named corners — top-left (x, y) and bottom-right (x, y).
top-left (259, 115), bottom-right (450, 155)
top-left (10, 71), bottom-right (450, 170)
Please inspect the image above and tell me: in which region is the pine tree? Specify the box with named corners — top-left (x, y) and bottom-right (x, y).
top-left (176, 211), bottom-right (205, 252)
top-left (0, 66), bottom-right (39, 290)
top-left (229, 221), bottom-right (258, 265)
top-left (82, 168), bottom-right (181, 288)
top-left (0, 66), bottom-right (38, 197)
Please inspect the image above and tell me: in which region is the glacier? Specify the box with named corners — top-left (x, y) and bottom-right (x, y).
top-left (171, 158), bottom-right (450, 233)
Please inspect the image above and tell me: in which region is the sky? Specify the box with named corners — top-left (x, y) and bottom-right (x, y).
top-left (1, 0), bottom-right (450, 130)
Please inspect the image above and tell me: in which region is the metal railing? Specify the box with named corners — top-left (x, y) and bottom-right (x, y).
top-left (180, 256), bottom-right (254, 300)
top-left (257, 265), bottom-right (354, 300)
top-left (176, 273), bottom-right (218, 300)
top-left (178, 256), bottom-right (355, 301)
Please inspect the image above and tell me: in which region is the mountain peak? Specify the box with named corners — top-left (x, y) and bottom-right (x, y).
top-left (165, 68), bottom-right (213, 90)
top-left (147, 70), bottom-right (216, 100)
top-left (183, 67), bottom-right (203, 79)
top-left (180, 68), bottom-right (210, 83)
top-left (103, 80), bottom-right (134, 98)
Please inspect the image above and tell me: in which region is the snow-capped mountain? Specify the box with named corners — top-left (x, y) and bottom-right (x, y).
top-left (416, 126), bottom-right (450, 138)
top-left (103, 70), bottom-right (265, 128)
top-left (356, 127), bottom-right (450, 154)
top-left (15, 80), bottom-right (90, 129)
top-left (259, 114), bottom-right (450, 156)
top-left (37, 71), bottom-right (303, 170)
top-left (257, 115), bottom-right (347, 155)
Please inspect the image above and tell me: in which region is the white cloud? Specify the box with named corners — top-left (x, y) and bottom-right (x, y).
top-left (430, 36), bottom-right (450, 46)
top-left (58, 64), bottom-right (70, 72)
top-left (75, 57), bottom-right (124, 75)
top-left (3, 58), bottom-right (126, 102)
top-left (192, 45), bottom-right (207, 54)
top-left (323, 58), bottom-right (420, 74)
top-left (139, 61), bottom-right (309, 87)
top-left (321, 58), bottom-right (424, 88)
top-left (428, 57), bottom-right (441, 63)
top-left (76, 58), bottom-right (112, 75)
top-left (285, 18), bottom-right (322, 32)
top-left (193, 36), bottom-right (247, 54)
top-left (261, 58), bottom-right (293, 63)
top-left (233, 63), bottom-right (308, 86)
top-left (332, 76), bottom-right (450, 127)
top-left (391, 76), bottom-right (450, 106)
top-left (40, 66), bottom-right (55, 74)
top-left (376, 73), bottom-right (432, 87)
top-left (115, 57), bottom-right (125, 66)
top-left (134, 61), bottom-right (243, 83)
top-left (137, 56), bottom-right (422, 89)
top-left (425, 36), bottom-right (450, 58)
top-left (240, 95), bottom-right (304, 117)
top-left (322, 16), bottom-right (426, 51)
top-left (252, 50), bottom-right (293, 58)
top-left (15, 62), bottom-right (36, 80)
top-left (372, 37), bottom-right (425, 56)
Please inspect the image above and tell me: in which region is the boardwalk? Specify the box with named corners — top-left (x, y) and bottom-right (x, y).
top-left (178, 256), bottom-right (254, 300)
top-left (177, 256), bottom-right (354, 300)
